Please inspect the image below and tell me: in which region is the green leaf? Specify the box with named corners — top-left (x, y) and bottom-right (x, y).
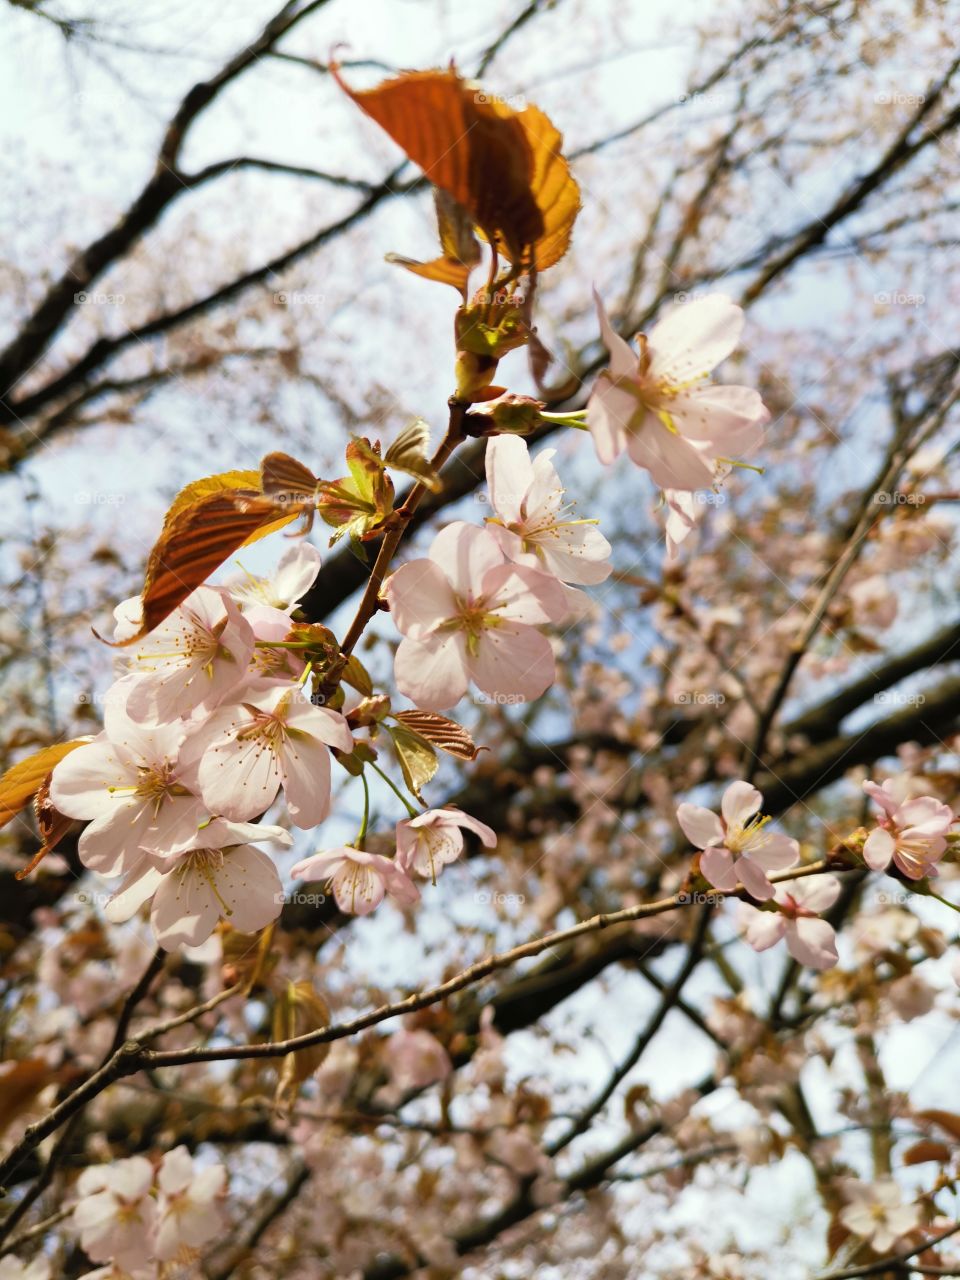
top-left (388, 724), bottom-right (439, 802)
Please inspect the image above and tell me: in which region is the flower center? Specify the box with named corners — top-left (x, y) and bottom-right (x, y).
top-left (725, 813), bottom-right (771, 855)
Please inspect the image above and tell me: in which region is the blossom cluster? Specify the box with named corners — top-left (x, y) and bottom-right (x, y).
top-left (70, 1146), bottom-right (226, 1276)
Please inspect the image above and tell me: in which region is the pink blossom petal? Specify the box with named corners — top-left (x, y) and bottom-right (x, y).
top-left (750, 832), bottom-right (800, 872)
top-left (483, 562), bottom-right (568, 624)
top-left (666, 384), bottom-right (768, 451)
top-left (863, 779), bottom-right (900, 818)
top-left (586, 378), bottom-right (632, 463)
top-left (721, 781), bottom-right (763, 827)
top-left (394, 632), bottom-right (469, 711)
top-left (384, 559), bottom-right (457, 639)
top-left (863, 827), bottom-right (895, 871)
top-left (428, 522), bottom-right (504, 596)
top-left (279, 730), bottom-right (333, 828)
top-left (788, 873), bottom-right (842, 913)
top-left (700, 845), bottom-right (738, 892)
top-left (786, 917), bottom-right (838, 970)
top-left (647, 293), bottom-right (744, 383)
top-left (593, 289), bottom-right (639, 381)
top-left (468, 624), bottom-right (556, 705)
top-left (739, 903), bottom-right (787, 952)
top-left (625, 416), bottom-right (717, 491)
top-left (486, 435), bottom-right (533, 525)
top-left (737, 856), bottom-right (775, 902)
top-left (676, 803), bottom-right (724, 850)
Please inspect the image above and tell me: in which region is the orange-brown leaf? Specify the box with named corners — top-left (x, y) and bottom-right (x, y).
top-left (337, 66), bottom-right (579, 268)
top-left (393, 710), bottom-right (481, 760)
top-left (115, 489), bottom-right (296, 646)
top-left (0, 740), bottom-right (85, 830)
top-left (916, 1109), bottom-right (960, 1141)
top-left (903, 1138), bottom-right (953, 1164)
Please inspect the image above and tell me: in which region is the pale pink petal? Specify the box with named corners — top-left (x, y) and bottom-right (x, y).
top-left (676, 803), bottom-right (724, 850)
top-left (271, 540), bottom-right (322, 607)
top-left (394, 632), bottom-right (469, 711)
top-left (898, 796), bottom-right (953, 836)
top-left (442, 808), bottom-right (497, 847)
top-left (104, 858), bottom-right (164, 923)
top-left (486, 435), bottom-right (533, 525)
top-left (749, 832), bottom-right (800, 872)
top-left (721, 781), bottom-right (763, 827)
top-left (647, 293), bottom-right (744, 383)
top-left (278, 731), bottom-right (333, 828)
top-left (428, 522), bottom-right (504, 596)
top-left (863, 827), bottom-right (895, 871)
top-left (48, 737), bottom-right (128, 820)
top-left (593, 289), bottom-right (639, 380)
top-left (738, 903), bottom-right (787, 952)
top-left (863, 779), bottom-right (900, 818)
top-left (736, 856), bottom-right (775, 902)
top-left (384, 559), bottom-right (457, 638)
top-left (536, 524), bottom-right (613, 586)
top-left (700, 845), bottom-right (738, 892)
top-left (468, 623), bottom-right (556, 704)
top-left (667, 384), bottom-right (769, 451)
top-left (586, 377), bottom-right (632, 463)
top-left (483, 563), bottom-right (568, 624)
top-left (786, 917), bottom-right (838, 969)
top-left (625, 416), bottom-right (717, 490)
top-left (283, 699), bottom-right (354, 752)
top-left (788, 873), bottom-right (843, 913)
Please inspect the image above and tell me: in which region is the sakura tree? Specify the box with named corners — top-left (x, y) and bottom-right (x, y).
top-left (1, 2), bottom-right (960, 1278)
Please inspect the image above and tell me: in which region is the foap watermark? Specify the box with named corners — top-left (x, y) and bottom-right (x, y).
top-left (474, 90), bottom-right (526, 110)
top-left (76, 491), bottom-right (125, 506)
top-left (472, 287), bottom-right (526, 307)
top-left (673, 288), bottom-right (713, 305)
top-left (675, 890), bottom-right (726, 906)
top-left (74, 291), bottom-right (125, 306)
top-left (475, 890), bottom-right (525, 907)
top-left (274, 890), bottom-right (327, 906)
top-left (678, 91), bottom-right (725, 107)
top-left (874, 490), bottom-right (925, 506)
top-left (874, 691), bottom-right (926, 708)
top-left (474, 691), bottom-right (529, 706)
top-left (695, 490), bottom-right (725, 506)
top-left (274, 290), bottom-right (326, 307)
top-left (874, 91), bottom-right (926, 106)
top-left (875, 888), bottom-right (911, 906)
top-left (675, 690), bottom-right (726, 706)
top-left (875, 290), bottom-right (925, 308)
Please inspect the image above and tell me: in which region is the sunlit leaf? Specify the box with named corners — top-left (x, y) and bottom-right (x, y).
top-left (0, 740), bottom-right (85, 830)
top-left (271, 981), bottom-right (331, 1104)
top-left (383, 419), bottom-right (441, 491)
top-left (388, 724), bottom-right (438, 802)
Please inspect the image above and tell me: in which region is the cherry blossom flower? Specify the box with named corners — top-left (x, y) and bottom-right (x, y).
top-left (862, 779), bottom-right (954, 879)
top-left (839, 1179), bottom-right (921, 1253)
top-left (188, 684), bottom-right (353, 827)
top-left (677, 781), bottom-right (799, 901)
top-left (386, 1027), bottom-right (453, 1091)
top-left (395, 807), bottom-right (497, 882)
top-left (291, 846), bottom-right (420, 916)
top-left (484, 436), bottom-right (612, 586)
top-left (0, 1258), bottom-right (51, 1280)
top-left (588, 290), bottom-right (768, 490)
top-left (384, 522), bottom-right (567, 711)
top-left (154, 1146), bottom-right (226, 1261)
top-left (105, 819), bottom-right (291, 950)
top-left (738, 874), bottom-right (842, 970)
top-left (71, 1155), bottom-right (156, 1268)
top-left (224, 540), bottom-right (321, 612)
top-left (122, 587), bottom-right (254, 724)
top-left (49, 698), bottom-right (203, 876)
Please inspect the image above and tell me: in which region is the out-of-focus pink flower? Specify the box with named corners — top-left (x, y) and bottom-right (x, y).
top-left (386, 1027), bottom-right (452, 1091)
top-left (49, 698), bottom-right (203, 877)
top-left (738, 874), bottom-right (841, 970)
top-left (395, 807), bottom-right (496, 882)
top-left (677, 781), bottom-right (799, 901)
top-left (862, 778), bottom-right (954, 879)
top-left (224, 540), bottom-right (321, 612)
top-left (839, 1179), bottom-right (921, 1252)
top-left (188, 683), bottom-right (353, 828)
top-left (484, 436), bottom-right (612, 586)
top-left (121, 586), bottom-right (255, 724)
top-left (154, 1146), bottom-right (227, 1261)
top-left (72, 1155), bottom-right (156, 1268)
top-left (384, 522), bottom-right (567, 711)
top-left (105, 819), bottom-right (290, 950)
top-left (588, 291), bottom-right (768, 491)
top-left (291, 846), bottom-right (420, 916)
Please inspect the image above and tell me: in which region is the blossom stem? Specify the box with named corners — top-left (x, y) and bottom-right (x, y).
top-left (337, 402), bottom-right (467, 662)
top-left (369, 759), bottom-right (419, 817)
top-left (539, 409), bottom-right (589, 429)
top-left (355, 771), bottom-right (371, 849)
